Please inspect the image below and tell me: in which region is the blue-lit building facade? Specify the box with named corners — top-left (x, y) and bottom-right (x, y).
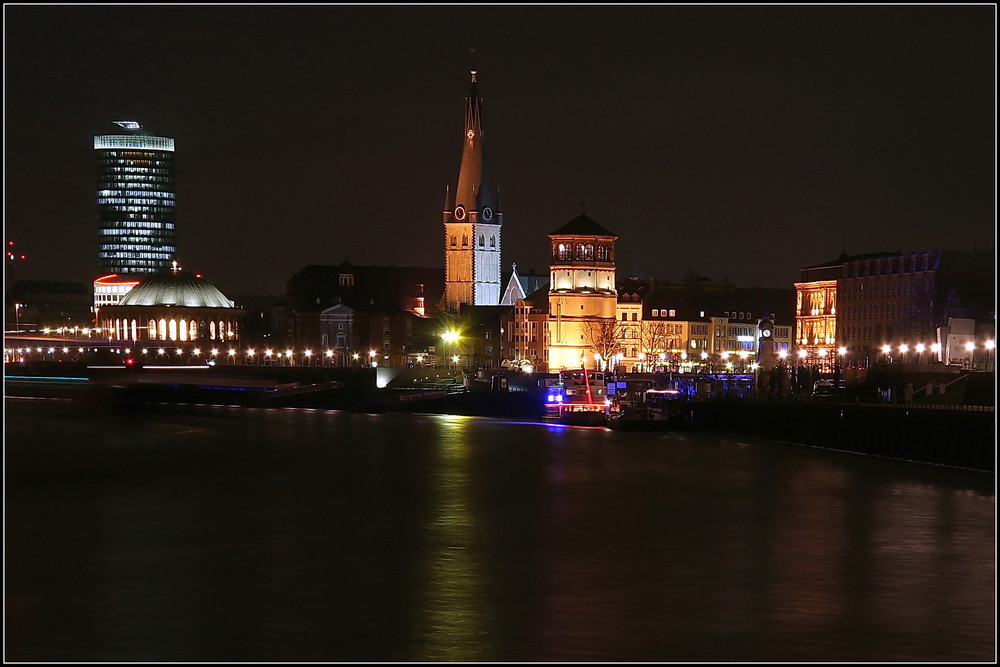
top-left (95, 121), bottom-right (177, 276)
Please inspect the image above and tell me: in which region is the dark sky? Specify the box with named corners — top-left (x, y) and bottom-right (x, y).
top-left (4, 5), bottom-right (996, 297)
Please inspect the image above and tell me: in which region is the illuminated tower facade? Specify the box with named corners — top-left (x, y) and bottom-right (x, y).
top-left (95, 120), bottom-right (177, 276)
top-left (547, 214), bottom-right (618, 371)
top-left (442, 70), bottom-right (502, 312)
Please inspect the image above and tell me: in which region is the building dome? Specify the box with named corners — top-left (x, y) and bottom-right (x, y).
top-left (120, 268), bottom-right (234, 309)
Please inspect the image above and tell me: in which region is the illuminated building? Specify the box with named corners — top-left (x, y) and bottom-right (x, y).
top-left (836, 250), bottom-right (994, 367)
top-left (97, 262), bottom-right (240, 343)
top-left (93, 273), bottom-right (143, 321)
top-left (795, 250), bottom-right (994, 370)
top-left (442, 70), bottom-right (502, 311)
top-left (615, 277), bottom-right (794, 374)
top-left (546, 214), bottom-right (618, 371)
top-left (794, 259), bottom-right (840, 373)
top-left (95, 120), bottom-right (177, 276)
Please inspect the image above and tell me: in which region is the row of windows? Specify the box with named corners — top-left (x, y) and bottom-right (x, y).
top-left (98, 178), bottom-right (173, 189)
top-left (98, 159), bottom-right (173, 169)
top-left (99, 189), bottom-right (175, 199)
top-left (100, 250), bottom-right (174, 259)
top-left (101, 221), bottom-right (174, 231)
top-left (98, 198), bottom-right (176, 207)
top-left (843, 278), bottom-right (930, 299)
top-left (450, 234), bottom-right (497, 247)
top-left (101, 231), bottom-right (175, 242)
top-left (101, 164), bottom-right (172, 172)
top-left (99, 205), bottom-right (176, 214)
top-left (841, 302), bottom-right (925, 319)
top-left (553, 243), bottom-right (612, 262)
top-left (847, 254), bottom-right (935, 277)
top-left (106, 318), bottom-right (237, 342)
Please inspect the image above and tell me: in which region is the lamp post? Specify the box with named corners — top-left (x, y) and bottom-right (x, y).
top-left (915, 343), bottom-right (925, 365)
top-left (985, 340), bottom-right (995, 372)
top-left (930, 342), bottom-right (941, 364)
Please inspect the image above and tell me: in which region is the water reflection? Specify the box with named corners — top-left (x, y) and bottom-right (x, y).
top-left (5, 398), bottom-right (994, 662)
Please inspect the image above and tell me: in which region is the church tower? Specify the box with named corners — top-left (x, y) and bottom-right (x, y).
top-left (442, 70), bottom-right (502, 312)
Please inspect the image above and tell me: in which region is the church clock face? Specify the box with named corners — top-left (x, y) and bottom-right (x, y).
top-left (481, 206), bottom-right (493, 221)
top-left (454, 205), bottom-right (467, 220)
top-left (761, 326), bottom-right (773, 338)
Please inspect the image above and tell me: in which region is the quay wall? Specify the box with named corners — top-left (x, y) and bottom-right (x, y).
top-left (690, 399), bottom-right (996, 472)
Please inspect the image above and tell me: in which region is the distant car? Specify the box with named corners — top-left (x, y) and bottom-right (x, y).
top-left (123, 356), bottom-right (144, 371)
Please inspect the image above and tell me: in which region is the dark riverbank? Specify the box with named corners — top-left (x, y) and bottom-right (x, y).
top-left (6, 362), bottom-right (996, 472)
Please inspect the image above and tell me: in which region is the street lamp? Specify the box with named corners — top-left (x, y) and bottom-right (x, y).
top-left (881, 344), bottom-right (892, 362)
top-left (915, 343), bottom-right (925, 365)
top-left (930, 342), bottom-right (941, 363)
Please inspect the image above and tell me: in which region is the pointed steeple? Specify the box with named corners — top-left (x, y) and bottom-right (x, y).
top-left (455, 69), bottom-right (490, 212)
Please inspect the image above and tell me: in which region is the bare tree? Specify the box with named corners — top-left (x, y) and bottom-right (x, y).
top-left (638, 321), bottom-right (670, 370)
top-left (581, 318), bottom-right (626, 370)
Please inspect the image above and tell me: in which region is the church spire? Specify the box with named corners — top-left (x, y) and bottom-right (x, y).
top-left (455, 69), bottom-right (488, 212)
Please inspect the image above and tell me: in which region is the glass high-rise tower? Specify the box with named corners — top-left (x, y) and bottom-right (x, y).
top-left (95, 120), bottom-right (176, 276)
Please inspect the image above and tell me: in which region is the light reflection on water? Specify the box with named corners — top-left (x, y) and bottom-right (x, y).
top-left (5, 397), bottom-right (995, 662)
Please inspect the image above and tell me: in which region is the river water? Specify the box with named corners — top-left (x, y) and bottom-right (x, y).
top-left (5, 395), bottom-right (995, 662)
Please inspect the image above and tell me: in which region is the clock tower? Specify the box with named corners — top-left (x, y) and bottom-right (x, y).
top-left (442, 70), bottom-right (503, 312)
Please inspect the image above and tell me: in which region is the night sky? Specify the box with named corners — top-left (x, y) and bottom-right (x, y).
top-left (4, 5), bottom-right (996, 298)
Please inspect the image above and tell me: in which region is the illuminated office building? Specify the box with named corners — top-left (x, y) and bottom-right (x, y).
top-left (95, 120), bottom-right (177, 276)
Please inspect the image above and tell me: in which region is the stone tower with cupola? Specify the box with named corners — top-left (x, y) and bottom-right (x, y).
top-left (547, 214), bottom-right (619, 371)
top-left (442, 70), bottom-right (502, 312)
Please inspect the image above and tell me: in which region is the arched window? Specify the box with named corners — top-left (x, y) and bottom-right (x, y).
top-left (479, 234), bottom-right (485, 247)
top-left (130, 319), bottom-right (138, 341)
top-left (149, 319), bottom-right (157, 340)
top-left (490, 235), bottom-right (496, 248)
top-left (168, 319), bottom-right (177, 341)
top-left (179, 319), bottom-right (188, 341)
top-left (158, 319), bottom-right (167, 341)
top-left (576, 244), bottom-right (585, 259)
top-left (462, 234), bottom-right (469, 246)
top-left (450, 235), bottom-right (457, 246)
top-left (210, 321), bottom-right (216, 340)
top-left (190, 320), bottom-right (198, 339)
top-left (597, 245), bottom-right (609, 262)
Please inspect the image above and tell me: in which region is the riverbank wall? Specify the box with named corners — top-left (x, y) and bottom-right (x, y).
top-left (690, 399), bottom-right (995, 472)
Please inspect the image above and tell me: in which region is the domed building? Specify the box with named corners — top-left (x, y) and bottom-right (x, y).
top-left (97, 263), bottom-right (242, 343)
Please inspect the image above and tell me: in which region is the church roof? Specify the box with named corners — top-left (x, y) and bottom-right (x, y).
top-left (549, 214), bottom-right (617, 238)
top-left (120, 268), bottom-right (235, 309)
